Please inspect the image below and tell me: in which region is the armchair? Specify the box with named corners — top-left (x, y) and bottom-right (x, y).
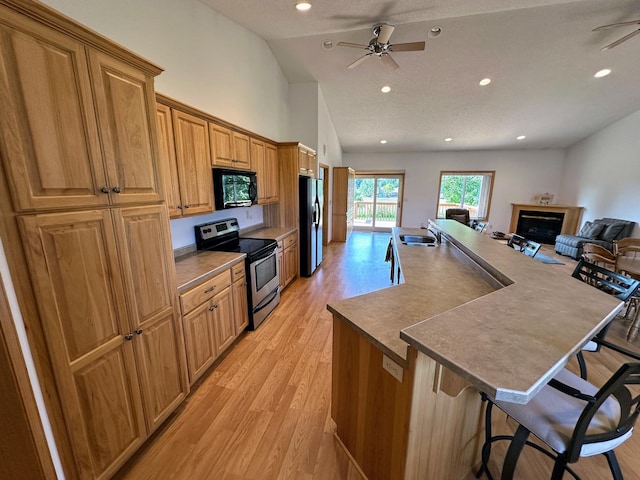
top-left (445, 208), bottom-right (470, 226)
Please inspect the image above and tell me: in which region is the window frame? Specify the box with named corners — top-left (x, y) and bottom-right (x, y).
top-left (435, 170), bottom-right (495, 221)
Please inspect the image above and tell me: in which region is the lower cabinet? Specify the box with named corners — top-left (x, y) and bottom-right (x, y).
top-left (18, 204), bottom-right (188, 480)
top-left (278, 232), bottom-right (298, 290)
top-left (180, 261), bottom-right (246, 386)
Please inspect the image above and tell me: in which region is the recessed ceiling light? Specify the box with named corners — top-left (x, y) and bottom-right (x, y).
top-left (594, 68), bottom-right (611, 78)
top-left (380, 140), bottom-right (387, 144)
top-left (381, 85), bottom-right (391, 93)
top-left (516, 135), bottom-right (526, 140)
top-left (322, 40), bottom-right (333, 50)
top-left (428, 26), bottom-right (443, 38)
top-left (295, 1), bottom-right (311, 11)
top-left (479, 78), bottom-right (492, 86)
top-left (444, 137), bottom-right (453, 142)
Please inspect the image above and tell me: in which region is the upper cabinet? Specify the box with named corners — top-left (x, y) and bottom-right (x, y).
top-left (209, 123), bottom-right (250, 170)
top-left (298, 148), bottom-right (316, 178)
top-left (265, 143), bottom-right (280, 204)
top-left (155, 103), bottom-right (182, 218)
top-left (171, 109), bottom-right (214, 216)
top-left (0, 8), bottom-right (163, 212)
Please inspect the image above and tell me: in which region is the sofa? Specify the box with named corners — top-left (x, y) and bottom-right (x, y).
top-left (554, 218), bottom-right (635, 260)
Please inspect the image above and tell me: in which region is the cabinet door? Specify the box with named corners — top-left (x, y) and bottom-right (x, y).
top-left (0, 16), bottom-right (107, 211)
top-left (113, 205), bottom-right (188, 432)
top-left (232, 276), bottom-right (249, 333)
top-left (155, 103), bottom-right (182, 217)
top-left (232, 132), bottom-right (251, 169)
top-left (299, 149), bottom-right (310, 176)
top-left (89, 49), bottom-right (161, 205)
top-left (284, 242), bottom-right (298, 287)
top-left (250, 138), bottom-right (267, 204)
top-left (209, 123), bottom-right (233, 167)
top-left (213, 287), bottom-right (235, 354)
top-left (19, 210), bottom-right (146, 480)
top-left (265, 143), bottom-right (280, 203)
top-left (307, 153), bottom-right (316, 178)
top-left (172, 110), bottom-right (214, 216)
top-left (182, 301), bottom-right (216, 385)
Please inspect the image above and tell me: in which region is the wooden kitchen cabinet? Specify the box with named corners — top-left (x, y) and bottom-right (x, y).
top-left (232, 262), bottom-right (249, 333)
top-left (333, 167), bottom-right (355, 242)
top-left (155, 103), bottom-right (182, 217)
top-left (0, 9), bottom-right (163, 212)
top-left (251, 138), bottom-right (280, 205)
top-left (298, 148), bottom-right (316, 177)
top-left (275, 143), bottom-right (316, 230)
top-left (19, 205), bottom-right (187, 479)
top-left (171, 109), bottom-right (215, 216)
top-left (179, 268), bottom-right (237, 385)
top-left (277, 232), bottom-right (298, 290)
top-left (209, 122), bottom-right (250, 169)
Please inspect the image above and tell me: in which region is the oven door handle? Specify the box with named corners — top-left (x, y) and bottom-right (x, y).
top-left (251, 246), bottom-right (277, 263)
top-left (254, 286), bottom-right (279, 313)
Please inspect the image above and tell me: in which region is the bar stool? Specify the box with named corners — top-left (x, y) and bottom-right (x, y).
top-left (613, 238), bottom-right (640, 340)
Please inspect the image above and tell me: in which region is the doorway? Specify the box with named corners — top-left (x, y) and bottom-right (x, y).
top-left (353, 173), bottom-right (404, 231)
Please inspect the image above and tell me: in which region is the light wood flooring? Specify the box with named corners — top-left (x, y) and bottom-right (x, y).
top-left (116, 233), bottom-right (640, 480)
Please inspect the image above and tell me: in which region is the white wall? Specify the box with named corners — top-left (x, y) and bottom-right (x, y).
top-left (560, 109), bottom-right (640, 237)
top-left (344, 149), bottom-right (566, 234)
top-left (288, 83), bottom-right (319, 148)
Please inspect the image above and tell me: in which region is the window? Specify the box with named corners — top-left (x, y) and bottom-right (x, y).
top-left (436, 171), bottom-right (495, 220)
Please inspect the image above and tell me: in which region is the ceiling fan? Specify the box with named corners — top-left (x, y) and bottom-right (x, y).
top-left (593, 19), bottom-right (640, 50)
top-left (337, 23), bottom-right (425, 69)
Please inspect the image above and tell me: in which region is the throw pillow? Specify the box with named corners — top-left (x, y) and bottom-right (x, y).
top-left (599, 222), bottom-right (625, 242)
top-left (579, 221), bottom-right (605, 239)
top-left (450, 214), bottom-right (468, 225)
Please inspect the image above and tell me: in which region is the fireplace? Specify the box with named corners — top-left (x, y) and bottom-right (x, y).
top-left (516, 210), bottom-right (565, 244)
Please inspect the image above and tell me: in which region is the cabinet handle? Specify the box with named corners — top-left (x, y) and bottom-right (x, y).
top-left (177, 205), bottom-right (183, 209)
top-left (112, 186), bottom-right (121, 193)
top-left (208, 305), bottom-right (217, 311)
top-left (184, 204), bottom-right (190, 209)
top-left (204, 286), bottom-right (215, 293)
top-left (135, 328), bottom-right (143, 335)
top-left (212, 304), bottom-right (218, 309)
top-left (124, 333), bottom-right (133, 341)
top-left (101, 186), bottom-right (110, 194)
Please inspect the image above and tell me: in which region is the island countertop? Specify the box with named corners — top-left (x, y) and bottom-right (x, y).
top-left (327, 220), bottom-right (623, 403)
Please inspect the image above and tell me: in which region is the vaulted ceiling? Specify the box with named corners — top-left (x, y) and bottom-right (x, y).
top-left (200, 0), bottom-right (640, 153)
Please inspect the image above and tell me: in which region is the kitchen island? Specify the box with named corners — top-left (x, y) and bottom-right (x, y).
top-left (327, 220), bottom-right (623, 479)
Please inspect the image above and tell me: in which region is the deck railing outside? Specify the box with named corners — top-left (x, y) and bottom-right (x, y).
top-left (354, 201), bottom-right (397, 227)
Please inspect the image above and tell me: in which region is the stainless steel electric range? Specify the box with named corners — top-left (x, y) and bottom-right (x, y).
top-left (195, 218), bottom-right (279, 330)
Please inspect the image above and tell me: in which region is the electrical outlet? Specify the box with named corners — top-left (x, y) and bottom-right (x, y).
top-left (382, 354), bottom-right (404, 382)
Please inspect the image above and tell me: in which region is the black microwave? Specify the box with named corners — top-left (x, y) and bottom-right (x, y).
top-left (212, 168), bottom-right (258, 209)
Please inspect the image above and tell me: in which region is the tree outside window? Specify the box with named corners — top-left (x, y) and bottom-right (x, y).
top-left (436, 171), bottom-right (494, 220)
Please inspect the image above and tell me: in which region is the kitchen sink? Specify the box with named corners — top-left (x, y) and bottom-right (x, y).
top-left (399, 234), bottom-right (436, 246)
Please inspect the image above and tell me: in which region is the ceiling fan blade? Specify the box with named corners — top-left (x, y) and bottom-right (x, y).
top-left (389, 41), bottom-right (426, 52)
top-left (380, 53), bottom-right (399, 70)
top-left (377, 24), bottom-right (395, 44)
top-left (337, 41), bottom-right (369, 49)
top-left (601, 28), bottom-right (640, 50)
top-left (593, 19), bottom-right (640, 31)
top-left (347, 53), bottom-right (372, 69)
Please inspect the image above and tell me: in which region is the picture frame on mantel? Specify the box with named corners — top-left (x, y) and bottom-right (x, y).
top-left (537, 193), bottom-right (554, 205)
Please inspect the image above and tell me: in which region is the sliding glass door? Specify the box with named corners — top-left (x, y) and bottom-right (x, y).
top-left (353, 174), bottom-right (403, 231)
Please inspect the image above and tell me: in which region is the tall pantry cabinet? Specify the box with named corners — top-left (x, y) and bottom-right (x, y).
top-left (0, 2), bottom-right (188, 479)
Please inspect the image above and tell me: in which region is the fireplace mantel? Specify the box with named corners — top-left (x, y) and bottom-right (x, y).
top-left (510, 204), bottom-right (584, 237)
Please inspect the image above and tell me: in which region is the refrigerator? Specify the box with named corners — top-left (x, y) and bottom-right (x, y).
top-left (299, 176), bottom-right (323, 277)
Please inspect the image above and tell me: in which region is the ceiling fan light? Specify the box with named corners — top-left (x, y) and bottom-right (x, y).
top-left (516, 135), bottom-right (526, 140)
top-left (479, 78), bottom-right (492, 86)
top-left (594, 68), bottom-right (611, 78)
top-left (322, 40), bottom-right (333, 50)
top-left (381, 85), bottom-right (391, 93)
top-left (380, 140), bottom-right (388, 144)
top-left (295, 1), bottom-right (311, 12)
top-left (444, 137), bottom-right (453, 142)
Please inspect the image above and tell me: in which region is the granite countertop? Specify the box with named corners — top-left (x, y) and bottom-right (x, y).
top-left (327, 220), bottom-right (623, 404)
top-left (174, 251), bottom-right (246, 293)
top-left (242, 226), bottom-right (297, 242)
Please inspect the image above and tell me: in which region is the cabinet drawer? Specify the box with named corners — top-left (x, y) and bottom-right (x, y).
top-left (180, 269), bottom-right (231, 314)
top-left (277, 239), bottom-right (283, 251)
top-left (231, 262), bottom-right (245, 281)
top-left (283, 233), bottom-right (297, 249)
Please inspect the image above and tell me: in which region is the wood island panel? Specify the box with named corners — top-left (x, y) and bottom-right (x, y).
top-left (328, 220), bottom-right (623, 479)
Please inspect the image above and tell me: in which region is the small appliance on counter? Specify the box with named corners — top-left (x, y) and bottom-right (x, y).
top-left (195, 218), bottom-right (279, 330)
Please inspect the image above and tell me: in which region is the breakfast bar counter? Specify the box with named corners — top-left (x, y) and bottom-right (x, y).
top-left (326, 220), bottom-right (623, 480)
